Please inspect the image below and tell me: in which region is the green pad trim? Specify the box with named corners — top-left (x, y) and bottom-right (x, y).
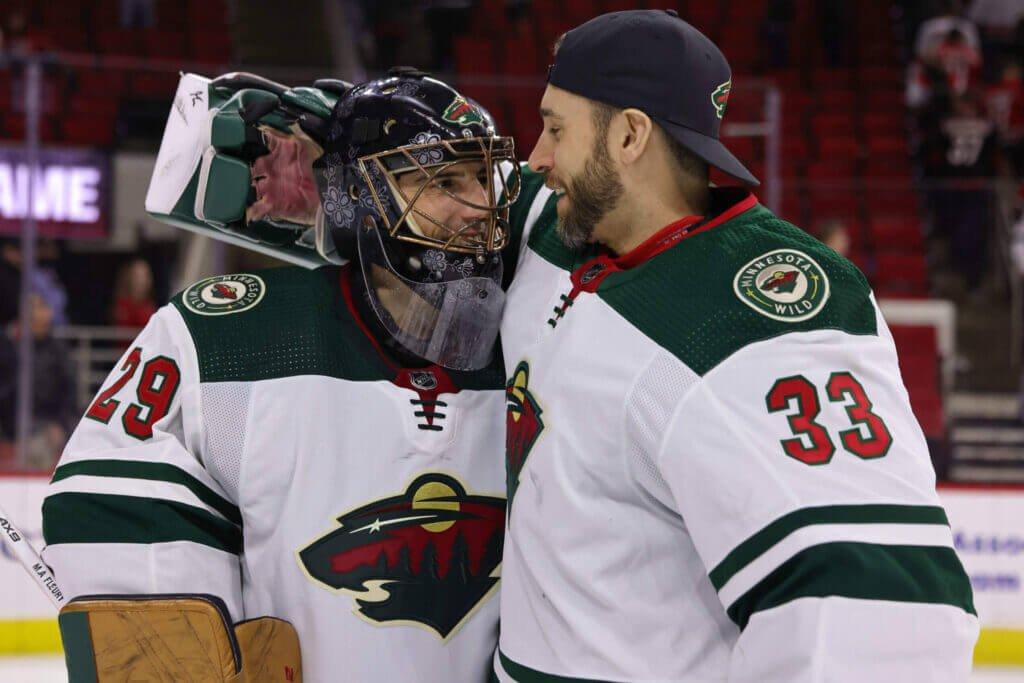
top-left (59, 611), bottom-right (98, 683)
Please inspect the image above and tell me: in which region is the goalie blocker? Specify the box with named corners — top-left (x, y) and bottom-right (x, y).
top-left (59, 594), bottom-right (301, 682)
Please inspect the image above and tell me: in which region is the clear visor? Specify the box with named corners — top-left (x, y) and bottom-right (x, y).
top-left (356, 219), bottom-right (506, 371)
top-left (358, 136), bottom-right (521, 255)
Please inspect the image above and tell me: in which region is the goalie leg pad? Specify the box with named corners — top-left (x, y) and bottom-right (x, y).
top-left (59, 595), bottom-right (301, 683)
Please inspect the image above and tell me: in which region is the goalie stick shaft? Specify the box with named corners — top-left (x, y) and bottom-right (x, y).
top-left (0, 502), bottom-right (65, 610)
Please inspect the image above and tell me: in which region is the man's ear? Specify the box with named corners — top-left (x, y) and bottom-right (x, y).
top-left (619, 108), bottom-right (654, 165)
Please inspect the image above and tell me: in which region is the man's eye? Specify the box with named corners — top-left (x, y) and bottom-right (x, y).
top-left (547, 127), bottom-right (561, 138)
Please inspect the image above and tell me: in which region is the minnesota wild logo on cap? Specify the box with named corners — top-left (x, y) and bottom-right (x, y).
top-left (712, 80), bottom-right (731, 119)
top-left (733, 249), bottom-right (829, 322)
top-left (442, 95), bottom-right (483, 127)
top-left (183, 274), bottom-right (265, 316)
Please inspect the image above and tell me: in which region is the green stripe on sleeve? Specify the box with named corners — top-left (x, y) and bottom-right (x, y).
top-left (709, 504), bottom-right (950, 590)
top-left (498, 650), bottom-right (614, 683)
top-left (43, 492), bottom-right (242, 555)
top-left (725, 541), bottom-right (976, 630)
top-left (52, 460), bottom-right (242, 526)
top-left (58, 611), bottom-right (98, 683)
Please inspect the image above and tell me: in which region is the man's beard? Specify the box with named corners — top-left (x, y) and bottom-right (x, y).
top-left (555, 137), bottom-right (624, 249)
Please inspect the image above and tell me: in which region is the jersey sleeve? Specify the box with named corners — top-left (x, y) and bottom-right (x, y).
top-left (652, 324), bottom-right (978, 682)
top-left (41, 305), bottom-right (244, 620)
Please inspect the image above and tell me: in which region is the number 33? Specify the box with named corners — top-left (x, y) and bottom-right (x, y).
top-left (765, 372), bottom-right (893, 465)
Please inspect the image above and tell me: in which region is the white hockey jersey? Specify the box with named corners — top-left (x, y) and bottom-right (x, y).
top-left (41, 265), bottom-right (507, 682)
top-left (494, 168), bottom-right (979, 682)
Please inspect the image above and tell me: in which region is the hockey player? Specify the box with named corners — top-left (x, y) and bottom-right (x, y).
top-left (496, 10), bottom-right (979, 682)
top-left (41, 70), bottom-right (520, 682)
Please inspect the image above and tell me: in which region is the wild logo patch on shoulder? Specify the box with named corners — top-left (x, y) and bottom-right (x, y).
top-left (733, 249), bottom-right (829, 322)
top-left (183, 274), bottom-right (266, 316)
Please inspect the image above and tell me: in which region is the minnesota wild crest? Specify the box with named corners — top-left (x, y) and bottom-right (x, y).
top-left (733, 249), bottom-right (830, 322)
top-left (298, 473), bottom-right (505, 638)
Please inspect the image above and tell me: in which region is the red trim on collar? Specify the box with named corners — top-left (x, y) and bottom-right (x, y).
top-left (339, 264), bottom-right (395, 369)
top-left (614, 192), bottom-right (759, 269)
top-left (337, 266), bottom-right (458, 414)
top-left (614, 215), bottom-right (703, 269)
top-left (566, 191), bottom-right (759, 296)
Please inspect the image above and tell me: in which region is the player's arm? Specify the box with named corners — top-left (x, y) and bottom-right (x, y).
top-left (41, 305), bottom-right (244, 620)
top-left (651, 331), bottom-right (978, 682)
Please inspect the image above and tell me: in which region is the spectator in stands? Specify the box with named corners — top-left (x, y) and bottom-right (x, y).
top-left (1, 239), bottom-right (69, 327)
top-left (0, 9), bottom-right (32, 53)
top-left (985, 59), bottom-right (1024, 171)
top-left (927, 28), bottom-right (983, 97)
top-left (818, 218), bottom-right (853, 258)
top-left (0, 294), bottom-right (76, 469)
top-left (907, 24), bottom-right (980, 111)
top-left (924, 92), bottom-right (1003, 292)
top-left (30, 239), bottom-right (68, 327)
top-left (110, 257), bottom-right (156, 330)
top-left (907, 56), bottom-right (947, 111)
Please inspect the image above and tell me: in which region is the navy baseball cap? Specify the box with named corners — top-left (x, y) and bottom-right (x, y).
top-left (547, 9), bottom-right (759, 187)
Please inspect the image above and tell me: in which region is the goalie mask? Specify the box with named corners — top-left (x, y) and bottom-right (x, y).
top-left (314, 69), bottom-right (521, 370)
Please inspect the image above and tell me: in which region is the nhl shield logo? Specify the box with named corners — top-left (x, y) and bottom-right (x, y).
top-left (183, 274), bottom-right (265, 316)
top-left (297, 473), bottom-right (505, 639)
top-left (733, 249), bottom-right (830, 322)
top-left (410, 370), bottom-right (438, 391)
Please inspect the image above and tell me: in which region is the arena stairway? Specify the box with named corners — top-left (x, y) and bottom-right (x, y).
top-left (948, 393), bottom-right (1024, 483)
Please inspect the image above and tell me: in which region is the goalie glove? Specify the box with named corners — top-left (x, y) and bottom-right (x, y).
top-left (58, 594), bottom-right (302, 682)
top-left (144, 72), bottom-right (352, 268)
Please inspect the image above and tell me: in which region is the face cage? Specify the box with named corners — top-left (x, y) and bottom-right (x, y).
top-left (356, 136), bottom-right (521, 257)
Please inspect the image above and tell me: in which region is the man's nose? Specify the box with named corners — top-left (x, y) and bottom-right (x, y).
top-left (528, 135), bottom-right (551, 173)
